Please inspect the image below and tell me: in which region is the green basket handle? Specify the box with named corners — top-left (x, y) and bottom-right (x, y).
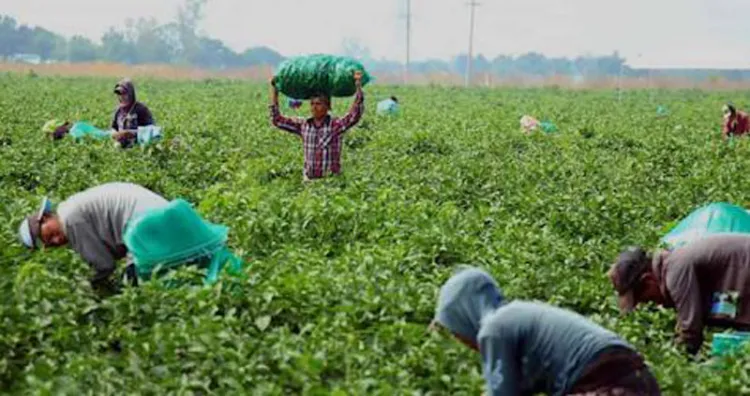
top-left (205, 247), bottom-right (244, 285)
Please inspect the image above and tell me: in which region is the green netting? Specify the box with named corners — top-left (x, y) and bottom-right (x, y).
top-left (660, 202), bottom-right (750, 249)
top-left (274, 54), bottom-right (371, 100)
top-left (123, 199), bottom-right (243, 283)
top-left (70, 122), bottom-right (112, 141)
top-left (711, 332), bottom-right (750, 357)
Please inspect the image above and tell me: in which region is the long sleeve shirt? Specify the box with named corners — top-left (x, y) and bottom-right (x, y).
top-left (478, 301), bottom-right (632, 396)
top-left (270, 89), bottom-right (364, 179)
top-left (57, 183), bottom-right (168, 289)
top-left (723, 111), bottom-right (750, 137)
top-left (654, 234), bottom-right (750, 354)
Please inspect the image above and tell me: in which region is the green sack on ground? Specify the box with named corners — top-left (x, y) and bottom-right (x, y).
top-left (660, 202), bottom-right (750, 249)
top-left (70, 122), bottom-right (112, 141)
top-left (540, 121), bottom-right (558, 133)
top-left (274, 54), bottom-right (371, 100)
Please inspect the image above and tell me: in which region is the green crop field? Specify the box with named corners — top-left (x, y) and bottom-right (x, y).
top-left (2, 74), bottom-right (750, 394)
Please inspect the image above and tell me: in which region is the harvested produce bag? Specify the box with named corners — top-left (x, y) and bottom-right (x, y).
top-left (376, 98), bottom-right (399, 116)
top-left (274, 54), bottom-right (371, 99)
top-left (124, 199), bottom-right (243, 284)
top-left (136, 125), bottom-right (163, 145)
top-left (70, 122), bottom-right (112, 141)
top-left (660, 202), bottom-right (750, 249)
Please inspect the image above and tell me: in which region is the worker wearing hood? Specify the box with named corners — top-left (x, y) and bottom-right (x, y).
top-left (111, 78), bottom-right (154, 147)
top-left (432, 267), bottom-right (660, 396)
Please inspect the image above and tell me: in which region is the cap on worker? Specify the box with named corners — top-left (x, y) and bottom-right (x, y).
top-left (18, 196), bottom-right (53, 249)
top-left (609, 246), bottom-right (651, 314)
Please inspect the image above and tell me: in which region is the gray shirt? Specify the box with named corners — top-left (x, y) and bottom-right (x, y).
top-left (478, 301), bottom-right (632, 396)
top-left (58, 182), bottom-right (168, 284)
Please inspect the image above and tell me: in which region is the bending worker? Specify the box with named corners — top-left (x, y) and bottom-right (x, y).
top-left (433, 266), bottom-right (660, 396)
top-left (609, 234), bottom-right (750, 355)
top-left (18, 182), bottom-right (168, 294)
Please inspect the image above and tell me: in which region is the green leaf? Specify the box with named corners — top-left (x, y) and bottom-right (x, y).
top-left (254, 315), bottom-right (271, 332)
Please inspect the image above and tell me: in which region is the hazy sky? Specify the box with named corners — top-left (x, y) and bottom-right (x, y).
top-left (2, 0), bottom-right (749, 68)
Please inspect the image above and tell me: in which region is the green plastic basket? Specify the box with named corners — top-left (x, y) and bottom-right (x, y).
top-left (711, 332), bottom-right (750, 357)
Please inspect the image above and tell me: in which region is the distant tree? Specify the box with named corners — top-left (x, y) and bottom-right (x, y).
top-left (515, 52), bottom-right (549, 76)
top-left (30, 27), bottom-right (59, 60)
top-left (474, 54), bottom-right (491, 74)
top-left (412, 59), bottom-right (451, 74)
top-left (67, 35), bottom-right (98, 62)
top-left (125, 17), bottom-right (174, 64)
top-left (15, 25), bottom-right (33, 53)
top-left (0, 15), bottom-right (19, 57)
top-left (240, 46), bottom-right (285, 66)
top-left (194, 37), bottom-right (239, 69)
top-left (491, 55), bottom-right (516, 76)
top-left (101, 28), bottom-right (136, 64)
top-left (176, 0), bottom-right (207, 65)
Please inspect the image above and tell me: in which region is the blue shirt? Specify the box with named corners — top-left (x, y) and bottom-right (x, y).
top-left (478, 301), bottom-right (632, 396)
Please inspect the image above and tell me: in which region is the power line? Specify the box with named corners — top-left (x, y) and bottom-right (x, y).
top-left (465, 1), bottom-right (480, 87)
top-left (405, 0), bottom-right (411, 84)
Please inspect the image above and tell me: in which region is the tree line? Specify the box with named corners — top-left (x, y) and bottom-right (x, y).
top-left (3, 1), bottom-right (750, 81)
top-left (0, 0), bottom-right (283, 69)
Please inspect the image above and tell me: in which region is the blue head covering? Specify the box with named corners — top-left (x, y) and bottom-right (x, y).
top-left (434, 266), bottom-right (504, 344)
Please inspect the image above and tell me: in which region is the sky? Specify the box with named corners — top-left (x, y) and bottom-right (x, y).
top-left (2, 0), bottom-right (749, 69)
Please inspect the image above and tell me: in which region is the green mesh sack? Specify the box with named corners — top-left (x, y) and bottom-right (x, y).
top-left (70, 122), bottom-right (112, 141)
top-left (274, 54), bottom-right (371, 99)
top-left (123, 199), bottom-right (243, 284)
top-left (660, 202), bottom-right (750, 249)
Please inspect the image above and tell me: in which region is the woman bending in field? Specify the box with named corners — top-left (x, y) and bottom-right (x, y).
top-left (431, 267), bottom-right (661, 396)
top-left (723, 103), bottom-right (749, 139)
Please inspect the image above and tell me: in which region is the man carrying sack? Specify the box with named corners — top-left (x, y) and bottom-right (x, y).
top-left (269, 70), bottom-right (365, 181)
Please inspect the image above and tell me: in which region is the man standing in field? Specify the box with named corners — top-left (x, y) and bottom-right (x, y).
top-left (432, 267), bottom-right (661, 396)
top-left (18, 182), bottom-right (168, 295)
top-left (609, 234), bottom-right (750, 355)
top-left (722, 103), bottom-right (749, 139)
top-left (269, 71), bottom-right (364, 181)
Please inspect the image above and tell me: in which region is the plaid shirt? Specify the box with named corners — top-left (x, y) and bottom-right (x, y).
top-left (723, 110), bottom-right (750, 137)
top-left (270, 89), bottom-right (364, 179)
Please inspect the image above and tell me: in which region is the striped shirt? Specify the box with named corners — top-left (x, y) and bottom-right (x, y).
top-left (270, 90), bottom-right (364, 179)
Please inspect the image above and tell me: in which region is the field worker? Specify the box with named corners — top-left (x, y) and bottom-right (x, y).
top-left (432, 267), bottom-right (660, 396)
top-left (269, 71), bottom-right (364, 181)
top-left (18, 182), bottom-right (168, 294)
top-left (722, 103), bottom-right (749, 139)
top-left (42, 119), bottom-right (72, 140)
top-left (111, 78), bottom-right (154, 148)
top-left (609, 234), bottom-right (750, 355)
top-left (376, 96), bottom-right (399, 116)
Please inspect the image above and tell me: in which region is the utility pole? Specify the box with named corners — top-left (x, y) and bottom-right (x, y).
top-left (617, 61), bottom-right (624, 102)
top-left (405, 0), bottom-right (411, 84)
top-left (465, 1), bottom-right (480, 87)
